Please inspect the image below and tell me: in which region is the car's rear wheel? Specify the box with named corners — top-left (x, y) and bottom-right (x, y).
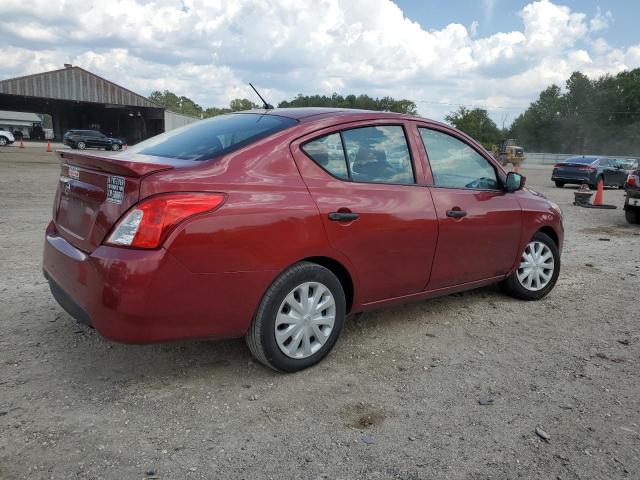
top-left (0, 137), bottom-right (7, 146)
top-left (77, 141), bottom-right (86, 150)
top-left (625, 208), bottom-right (640, 224)
top-left (246, 262), bottom-right (346, 372)
top-left (554, 181), bottom-right (565, 188)
top-left (500, 231), bottom-right (560, 301)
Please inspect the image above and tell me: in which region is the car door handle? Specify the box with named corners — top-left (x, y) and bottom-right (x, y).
top-left (446, 209), bottom-right (467, 218)
top-left (328, 212), bottom-right (359, 222)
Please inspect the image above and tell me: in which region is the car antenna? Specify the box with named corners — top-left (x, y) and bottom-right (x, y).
top-left (249, 83), bottom-right (274, 110)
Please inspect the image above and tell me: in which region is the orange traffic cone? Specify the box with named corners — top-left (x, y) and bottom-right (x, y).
top-left (19, 138), bottom-right (24, 149)
top-left (592, 177), bottom-right (604, 206)
top-left (46, 140), bottom-right (52, 152)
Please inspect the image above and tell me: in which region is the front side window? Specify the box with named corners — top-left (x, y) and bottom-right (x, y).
top-left (419, 128), bottom-right (499, 190)
top-left (302, 125), bottom-right (415, 185)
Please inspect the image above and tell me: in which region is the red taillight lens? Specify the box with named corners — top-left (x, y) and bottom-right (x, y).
top-left (554, 163), bottom-right (562, 168)
top-left (628, 174), bottom-right (638, 187)
top-left (577, 166), bottom-right (596, 172)
top-left (105, 193), bottom-right (225, 249)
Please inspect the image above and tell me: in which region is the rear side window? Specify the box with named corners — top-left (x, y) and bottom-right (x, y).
top-left (419, 128), bottom-right (499, 190)
top-left (301, 133), bottom-right (349, 180)
top-left (126, 113), bottom-right (298, 161)
top-left (302, 125), bottom-right (415, 185)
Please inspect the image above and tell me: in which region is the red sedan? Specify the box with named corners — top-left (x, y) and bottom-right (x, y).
top-left (43, 108), bottom-right (563, 372)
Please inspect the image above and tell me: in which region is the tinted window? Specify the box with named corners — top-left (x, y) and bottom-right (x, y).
top-left (419, 128), bottom-right (499, 190)
top-left (301, 133), bottom-right (349, 180)
top-left (342, 126), bottom-right (414, 184)
top-left (126, 114), bottom-right (298, 161)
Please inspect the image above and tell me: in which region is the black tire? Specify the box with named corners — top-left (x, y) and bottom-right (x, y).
top-left (246, 262), bottom-right (346, 372)
top-left (111, 143), bottom-right (121, 151)
top-left (77, 141), bottom-right (86, 150)
top-left (554, 181), bottom-right (565, 188)
top-left (625, 208), bottom-right (640, 224)
top-left (500, 231), bottom-right (560, 301)
top-left (0, 137), bottom-right (7, 146)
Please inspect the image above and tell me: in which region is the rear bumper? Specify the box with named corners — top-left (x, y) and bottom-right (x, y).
top-left (42, 222), bottom-right (275, 343)
top-left (551, 171), bottom-right (596, 184)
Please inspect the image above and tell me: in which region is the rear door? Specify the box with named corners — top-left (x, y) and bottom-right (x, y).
top-left (94, 132), bottom-right (110, 149)
top-left (416, 125), bottom-right (522, 290)
top-left (291, 121), bottom-right (438, 304)
top-left (603, 159), bottom-right (627, 186)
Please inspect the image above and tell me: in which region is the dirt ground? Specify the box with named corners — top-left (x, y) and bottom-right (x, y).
top-left (1, 147), bottom-right (638, 480)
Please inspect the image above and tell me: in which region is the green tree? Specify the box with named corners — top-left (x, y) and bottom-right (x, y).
top-left (278, 93), bottom-right (417, 114)
top-left (149, 90), bottom-right (203, 117)
top-left (509, 68), bottom-right (640, 155)
top-left (229, 98), bottom-right (259, 111)
top-left (445, 106), bottom-right (501, 147)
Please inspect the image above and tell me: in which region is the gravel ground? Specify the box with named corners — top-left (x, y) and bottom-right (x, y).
top-left (1, 148), bottom-right (639, 480)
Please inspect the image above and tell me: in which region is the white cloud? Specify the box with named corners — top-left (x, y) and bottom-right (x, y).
top-left (0, 0), bottom-right (638, 122)
top-left (590, 7), bottom-right (613, 32)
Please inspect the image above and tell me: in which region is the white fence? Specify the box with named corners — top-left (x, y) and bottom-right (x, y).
top-left (164, 111), bottom-right (200, 131)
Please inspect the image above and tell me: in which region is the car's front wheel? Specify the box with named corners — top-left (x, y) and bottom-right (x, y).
top-left (77, 141), bottom-right (86, 150)
top-left (0, 137), bottom-right (7, 146)
top-left (246, 262), bottom-right (346, 372)
top-left (500, 231), bottom-right (560, 301)
top-left (111, 143), bottom-right (121, 151)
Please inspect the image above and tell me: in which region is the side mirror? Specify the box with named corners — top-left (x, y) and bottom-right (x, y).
top-left (506, 172), bottom-right (525, 192)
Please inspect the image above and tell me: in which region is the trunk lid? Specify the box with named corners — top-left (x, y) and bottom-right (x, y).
top-left (53, 151), bottom-right (174, 253)
top-left (556, 162), bottom-right (596, 173)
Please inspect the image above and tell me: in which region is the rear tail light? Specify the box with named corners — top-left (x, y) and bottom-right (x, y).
top-left (105, 192), bottom-right (225, 248)
top-left (577, 166), bottom-right (596, 172)
top-left (628, 174), bottom-right (638, 187)
top-left (553, 163), bottom-right (562, 168)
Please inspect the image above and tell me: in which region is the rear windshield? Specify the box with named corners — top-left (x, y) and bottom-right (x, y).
top-left (125, 113), bottom-right (298, 161)
top-left (565, 156), bottom-right (598, 164)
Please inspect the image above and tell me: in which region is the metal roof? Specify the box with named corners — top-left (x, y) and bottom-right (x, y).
top-left (0, 110), bottom-right (41, 122)
top-left (0, 66), bottom-right (161, 109)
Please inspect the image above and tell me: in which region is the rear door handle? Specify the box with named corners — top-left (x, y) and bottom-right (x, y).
top-left (446, 209), bottom-right (467, 218)
top-left (328, 212), bottom-right (359, 222)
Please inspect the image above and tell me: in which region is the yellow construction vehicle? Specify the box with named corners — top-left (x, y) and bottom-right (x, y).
top-left (492, 139), bottom-right (526, 167)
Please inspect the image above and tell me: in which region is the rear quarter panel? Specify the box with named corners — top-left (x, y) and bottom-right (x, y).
top-left (139, 129), bottom-right (347, 276)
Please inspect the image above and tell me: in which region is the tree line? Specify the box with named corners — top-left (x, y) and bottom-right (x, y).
top-left (148, 90), bottom-right (417, 118)
top-left (151, 69), bottom-right (640, 156)
top-left (446, 69), bottom-right (640, 155)
top-left (509, 69), bottom-right (640, 155)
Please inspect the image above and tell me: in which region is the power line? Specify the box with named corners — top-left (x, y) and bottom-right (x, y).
top-left (416, 99), bottom-right (640, 116)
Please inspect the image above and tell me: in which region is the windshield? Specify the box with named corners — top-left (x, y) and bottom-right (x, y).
top-left (125, 113), bottom-right (298, 161)
top-left (565, 156), bottom-right (598, 164)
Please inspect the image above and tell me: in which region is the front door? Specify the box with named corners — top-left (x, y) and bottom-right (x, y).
top-left (416, 126), bottom-right (522, 290)
top-left (291, 123), bottom-right (438, 304)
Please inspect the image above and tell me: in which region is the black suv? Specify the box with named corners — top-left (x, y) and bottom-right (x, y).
top-left (63, 130), bottom-right (124, 151)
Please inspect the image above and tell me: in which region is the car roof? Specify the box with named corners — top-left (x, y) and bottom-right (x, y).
top-left (233, 107), bottom-right (436, 125)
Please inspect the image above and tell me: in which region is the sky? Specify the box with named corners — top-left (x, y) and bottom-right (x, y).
top-left (2, 0), bottom-right (639, 124)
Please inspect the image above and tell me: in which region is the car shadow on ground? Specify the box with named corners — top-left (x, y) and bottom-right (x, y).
top-left (47, 283), bottom-right (507, 386)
